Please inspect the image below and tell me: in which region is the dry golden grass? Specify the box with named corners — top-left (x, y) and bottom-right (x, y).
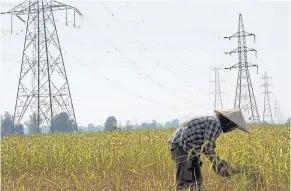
top-left (1, 124), bottom-right (290, 191)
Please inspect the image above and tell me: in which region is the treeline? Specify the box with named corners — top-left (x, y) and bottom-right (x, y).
top-left (81, 116), bottom-right (180, 132)
top-left (1, 113), bottom-right (180, 136)
top-left (1, 111), bottom-right (77, 136)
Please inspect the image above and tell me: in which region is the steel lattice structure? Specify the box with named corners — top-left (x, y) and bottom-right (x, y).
top-left (1, 0), bottom-right (82, 133)
top-left (273, 98), bottom-right (282, 124)
top-left (261, 72), bottom-right (273, 124)
top-left (210, 67), bottom-right (224, 110)
top-left (224, 14), bottom-right (260, 123)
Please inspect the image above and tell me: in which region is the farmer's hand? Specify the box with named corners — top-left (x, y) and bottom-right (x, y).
top-left (213, 159), bottom-right (232, 177)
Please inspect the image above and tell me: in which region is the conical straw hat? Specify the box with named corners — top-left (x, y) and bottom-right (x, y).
top-left (214, 109), bottom-right (249, 133)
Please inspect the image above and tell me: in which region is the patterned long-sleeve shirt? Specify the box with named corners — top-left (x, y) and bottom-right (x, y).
top-left (168, 115), bottom-right (222, 159)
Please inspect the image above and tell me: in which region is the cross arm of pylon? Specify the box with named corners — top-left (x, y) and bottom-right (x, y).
top-left (224, 31), bottom-right (255, 42)
top-left (223, 32), bottom-right (239, 40)
top-left (224, 47), bottom-right (257, 57)
top-left (224, 63), bottom-right (259, 73)
top-left (0, 0), bottom-right (82, 17)
top-left (0, 0), bottom-right (29, 15)
top-left (246, 48), bottom-right (257, 57)
top-left (244, 31), bottom-right (256, 43)
top-left (224, 47), bottom-right (238, 55)
top-left (53, 0), bottom-right (82, 16)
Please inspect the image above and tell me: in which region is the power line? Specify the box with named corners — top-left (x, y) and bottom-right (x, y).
top-left (78, 62), bottom-right (204, 109)
top-left (98, 3), bottom-right (207, 94)
top-left (1, 56), bottom-right (191, 68)
top-left (84, 22), bottom-right (222, 55)
top-left (120, 1), bottom-right (223, 39)
top-left (113, 46), bottom-right (196, 105)
top-left (70, 14), bottom-right (200, 105)
top-left (127, 40), bottom-right (207, 93)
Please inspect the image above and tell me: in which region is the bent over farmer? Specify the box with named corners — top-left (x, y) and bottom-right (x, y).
top-left (168, 109), bottom-right (249, 191)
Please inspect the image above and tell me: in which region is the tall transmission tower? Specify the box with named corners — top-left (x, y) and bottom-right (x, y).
top-left (274, 98), bottom-right (281, 124)
top-left (224, 13), bottom-right (260, 123)
top-left (209, 67), bottom-right (225, 110)
top-left (1, 0), bottom-right (82, 133)
top-left (261, 71), bottom-right (273, 124)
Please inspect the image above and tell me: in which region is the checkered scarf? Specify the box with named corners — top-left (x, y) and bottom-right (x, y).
top-left (168, 115), bottom-right (222, 158)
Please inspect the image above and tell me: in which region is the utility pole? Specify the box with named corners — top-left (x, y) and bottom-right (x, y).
top-left (224, 13), bottom-right (260, 123)
top-left (1, 0), bottom-right (83, 133)
top-left (261, 71), bottom-right (273, 124)
top-left (209, 67), bottom-right (225, 110)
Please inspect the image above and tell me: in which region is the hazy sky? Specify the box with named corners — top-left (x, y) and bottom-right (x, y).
top-left (0, 0), bottom-right (290, 127)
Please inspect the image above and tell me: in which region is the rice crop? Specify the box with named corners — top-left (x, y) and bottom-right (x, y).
top-left (1, 124), bottom-right (289, 191)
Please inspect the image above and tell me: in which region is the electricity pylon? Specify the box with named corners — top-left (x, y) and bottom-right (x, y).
top-left (274, 98), bottom-right (283, 124)
top-left (209, 67), bottom-right (225, 110)
top-left (261, 71), bottom-right (273, 124)
top-left (0, 0), bottom-right (82, 133)
top-left (224, 13), bottom-right (260, 123)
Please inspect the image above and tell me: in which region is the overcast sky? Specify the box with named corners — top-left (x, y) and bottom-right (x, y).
top-left (0, 0), bottom-right (290, 127)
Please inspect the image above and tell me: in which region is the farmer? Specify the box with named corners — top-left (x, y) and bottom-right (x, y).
top-left (168, 109), bottom-right (249, 191)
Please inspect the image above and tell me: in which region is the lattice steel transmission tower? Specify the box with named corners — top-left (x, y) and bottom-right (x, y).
top-left (273, 98), bottom-right (281, 124)
top-left (209, 67), bottom-right (225, 110)
top-left (224, 13), bottom-right (260, 123)
top-left (0, 0), bottom-right (82, 133)
top-left (261, 71), bottom-right (273, 124)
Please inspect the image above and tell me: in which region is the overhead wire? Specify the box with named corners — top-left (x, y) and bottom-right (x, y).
top-left (98, 3), bottom-right (208, 93)
top-left (61, 4), bottom-right (198, 104)
top-left (77, 61), bottom-right (203, 109)
top-left (85, 31), bottom-right (198, 105)
top-left (103, 1), bottom-right (223, 39)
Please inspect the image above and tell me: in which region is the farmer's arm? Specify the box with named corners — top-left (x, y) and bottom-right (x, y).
top-left (201, 119), bottom-right (221, 162)
top-left (202, 119), bottom-right (231, 177)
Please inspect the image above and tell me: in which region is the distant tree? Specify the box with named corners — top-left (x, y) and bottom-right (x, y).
top-left (164, 119), bottom-right (180, 128)
top-left (126, 120), bottom-right (130, 129)
top-left (165, 121), bottom-right (172, 128)
top-left (104, 116), bottom-right (117, 131)
top-left (141, 122), bottom-right (149, 128)
top-left (134, 123), bottom-right (139, 129)
top-left (71, 119), bottom-right (78, 132)
top-left (14, 124), bottom-right (24, 134)
top-left (95, 125), bottom-right (103, 131)
top-left (151, 120), bottom-right (157, 128)
top-left (54, 112), bottom-right (74, 133)
top-left (1, 114), bottom-right (4, 136)
top-left (78, 129), bottom-right (85, 132)
top-left (126, 120), bottom-right (133, 130)
top-left (40, 126), bottom-right (50, 133)
top-left (88, 124), bottom-right (95, 132)
top-left (25, 112), bottom-right (42, 134)
top-left (287, 117), bottom-right (291, 124)
top-left (172, 119), bottom-right (180, 127)
top-left (157, 123), bottom-right (163, 128)
top-left (1, 112), bottom-right (14, 136)
top-left (139, 121), bottom-right (158, 129)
